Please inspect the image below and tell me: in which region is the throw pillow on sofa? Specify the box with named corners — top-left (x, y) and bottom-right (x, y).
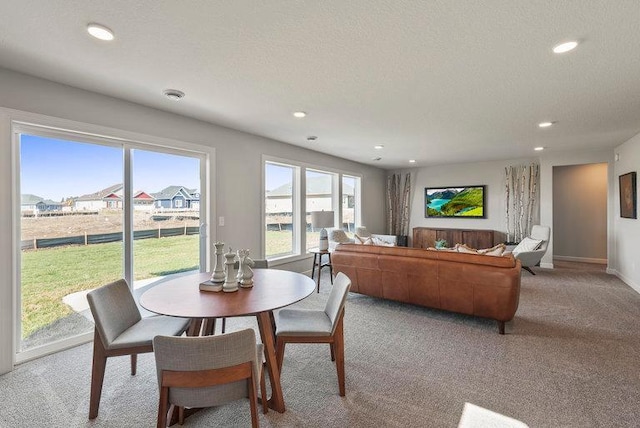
top-left (372, 236), bottom-right (396, 246)
top-left (354, 235), bottom-right (374, 245)
top-left (478, 243), bottom-right (507, 256)
top-left (456, 244), bottom-right (479, 254)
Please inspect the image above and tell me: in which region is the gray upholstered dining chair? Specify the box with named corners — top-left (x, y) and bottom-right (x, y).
top-left (275, 272), bottom-right (352, 396)
top-left (153, 329), bottom-right (267, 428)
top-left (221, 259), bottom-right (269, 334)
top-left (86, 279), bottom-right (190, 419)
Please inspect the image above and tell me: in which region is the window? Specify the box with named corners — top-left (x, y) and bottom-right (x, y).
top-left (263, 158), bottom-right (360, 262)
top-left (306, 169), bottom-right (336, 251)
top-left (342, 175), bottom-right (361, 236)
top-left (265, 162), bottom-right (297, 258)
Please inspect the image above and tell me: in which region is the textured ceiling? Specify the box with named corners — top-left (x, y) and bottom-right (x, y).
top-left (1, 1), bottom-right (640, 168)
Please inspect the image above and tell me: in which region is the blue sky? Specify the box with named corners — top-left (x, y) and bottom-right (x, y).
top-left (20, 134), bottom-right (200, 201)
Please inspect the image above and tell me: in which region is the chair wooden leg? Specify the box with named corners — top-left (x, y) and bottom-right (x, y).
top-left (157, 386), bottom-right (169, 428)
top-left (248, 374), bottom-right (260, 428)
top-left (334, 318), bottom-right (346, 396)
top-left (260, 365), bottom-right (268, 414)
top-left (89, 329), bottom-right (107, 419)
top-left (222, 317), bottom-right (226, 334)
top-left (523, 266), bottom-right (536, 275)
top-left (131, 354), bottom-right (137, 375)
top-left (178, 406), bottom-right (185, 425)
top-left (275, 337), bottom-right (286, 372)
top-left (330, 343), bottom-right (335, 362)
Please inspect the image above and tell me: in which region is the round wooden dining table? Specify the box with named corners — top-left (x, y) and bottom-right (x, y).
top-left (140, 269), bottom-right (315, 414)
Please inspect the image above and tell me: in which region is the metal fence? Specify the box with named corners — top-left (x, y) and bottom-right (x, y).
top-left (21, 226), bottom-right (200, 250)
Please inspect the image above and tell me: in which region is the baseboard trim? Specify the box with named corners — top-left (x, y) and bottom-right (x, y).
top-left (554, 255), bottom-right (607, 265)
top-left (615, 271), bottom-right (640, 295)
top-left (540, 262), bottom-right (554, 269)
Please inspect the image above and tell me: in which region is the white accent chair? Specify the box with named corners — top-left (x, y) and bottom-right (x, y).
top-left (86, 279), bottom-right (190, 419)
top-left (275, 272), bottom-right (352, 396)
top-left (512, 225), bottom-right (551, 275)
top-left (153, 329), bottom-right (267, 428)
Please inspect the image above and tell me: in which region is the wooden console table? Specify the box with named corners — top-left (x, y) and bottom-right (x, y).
top-left (413, 227), bottom-right (498, 249)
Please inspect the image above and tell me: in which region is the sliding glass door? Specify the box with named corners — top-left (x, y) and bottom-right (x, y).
top-left (16, 126), bottom-right (208, 359)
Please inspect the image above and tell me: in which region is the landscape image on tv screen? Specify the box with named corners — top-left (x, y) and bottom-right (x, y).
top-left (424, 186), bottom-right (486, 218)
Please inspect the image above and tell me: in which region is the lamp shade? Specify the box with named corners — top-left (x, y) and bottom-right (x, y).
top-left (310, 211), bottom-right (335, 229)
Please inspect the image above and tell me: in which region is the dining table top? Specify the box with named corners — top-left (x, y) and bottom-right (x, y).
top-left (140, 269), bottom-right (315, 319)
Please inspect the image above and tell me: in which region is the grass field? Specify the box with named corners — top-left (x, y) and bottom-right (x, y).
top-left (21, 235), bottom-right (199, 338)
top-left (21, 231), bottom-right (319, 338)
top-left (21, 230), bottom-right (319, 339)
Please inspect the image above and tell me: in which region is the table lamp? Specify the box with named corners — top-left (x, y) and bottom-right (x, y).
top-left (311, 210), bottom-right (335, 251)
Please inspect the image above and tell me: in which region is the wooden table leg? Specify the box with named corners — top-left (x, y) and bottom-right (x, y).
top-left (186, 318), bottom-right (202, 336)
top-left (256, 311), bottom-right (285, 413)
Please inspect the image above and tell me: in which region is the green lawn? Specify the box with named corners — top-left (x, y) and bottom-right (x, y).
top-left (21, 235), bottom-right (199, 338)
top-left (22, 231), bottom-right (319, 338)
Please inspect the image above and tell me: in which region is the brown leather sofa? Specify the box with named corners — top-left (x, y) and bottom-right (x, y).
top-left (331, 244), bottom-right (521, 334)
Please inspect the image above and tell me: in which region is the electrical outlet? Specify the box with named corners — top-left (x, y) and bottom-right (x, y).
top-left (218, 216), bottom-right (225, 226)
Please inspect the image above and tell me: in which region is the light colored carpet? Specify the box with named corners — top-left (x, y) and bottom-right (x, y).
top-left (1, 263), bottom-right (639, 427)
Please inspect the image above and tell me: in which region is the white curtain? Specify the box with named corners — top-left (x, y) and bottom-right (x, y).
top-left (504, 163), bottom-right (539, 242)
top-left (386, 173), bottom-right (411, 236)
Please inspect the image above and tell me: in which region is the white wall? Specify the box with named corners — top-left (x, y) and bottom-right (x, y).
top-left (553, 163), bottom-right (608, 263)
top-left (402, 157), bottom-right (539, 243)
top-left (613, 132), bottom-right (640, 293)
top-left (0, 68), bottom-right (387, 374)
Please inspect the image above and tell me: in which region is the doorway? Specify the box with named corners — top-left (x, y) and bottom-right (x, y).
top-left (552, 163), bottom-right (608, 265)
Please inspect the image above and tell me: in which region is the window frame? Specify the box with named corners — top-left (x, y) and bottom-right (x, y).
top-left (262, 155), bottom-right (362, 265)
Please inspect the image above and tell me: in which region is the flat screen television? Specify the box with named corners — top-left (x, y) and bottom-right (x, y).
top-left (424, 185), bottom-right (486, 218)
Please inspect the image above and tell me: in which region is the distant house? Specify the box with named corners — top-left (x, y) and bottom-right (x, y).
top-left (266, 176), bottom-right (354, 214)
top-left (152, 186), bottom-right (199, 210)
top-left (74, 184), bottom-right (155, 211)
top-left (21, 194), bottom-right (62, 213)
top-left (75, 184), bottom-right (123, 211)
top-left (133, 191), bottom-right (155, 211)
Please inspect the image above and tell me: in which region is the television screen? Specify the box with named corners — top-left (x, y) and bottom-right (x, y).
top-left (424, 185), bottom-right (486, 218)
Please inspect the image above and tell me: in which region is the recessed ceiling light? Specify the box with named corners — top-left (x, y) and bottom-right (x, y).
top-left (87, 23), bottom-right (114, 41)
top-left (553, 41), bottom-right (578, 54)
top-left (534, 147), bottom-right (545, 151)
top-left (409, 159), bottom-right (416, 163)
top-left (374, 145), bottom-right (384, 150)
top-left (307, 136), bottom-right (317, 142)
top-left (293, 111), bottom-right (306, 118)
top-left (538, 121), bottom-right (554, 128)
top-left (163, 89), bottom-right (185, 100)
